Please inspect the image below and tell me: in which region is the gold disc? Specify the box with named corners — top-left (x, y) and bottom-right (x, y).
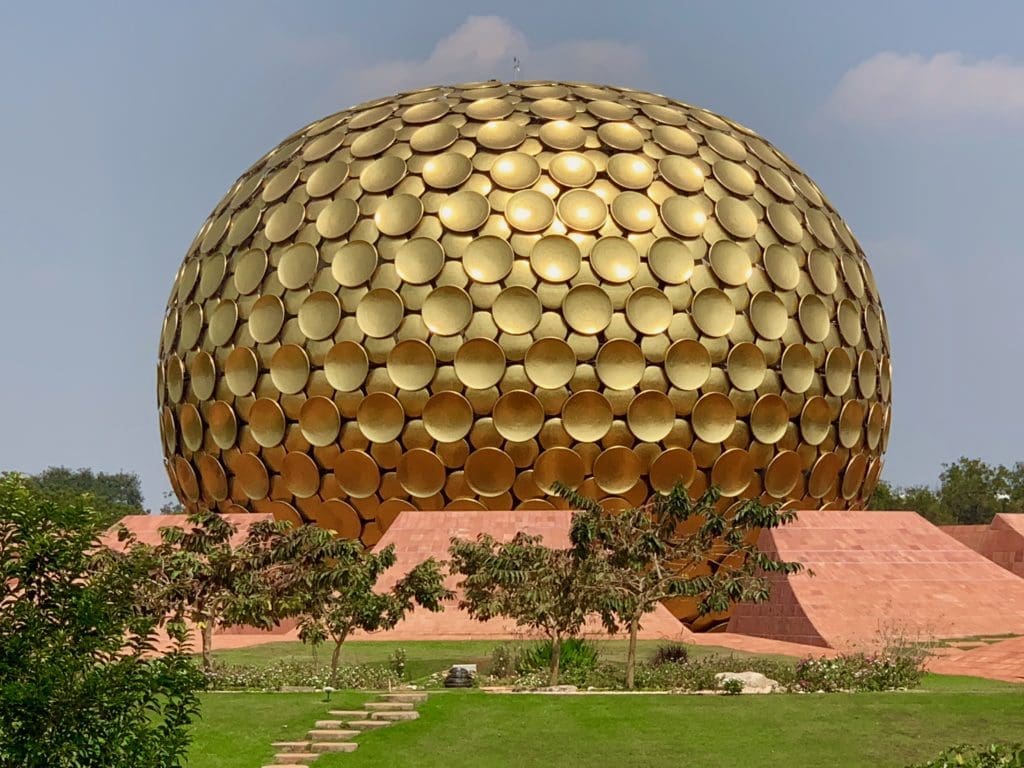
top-left (627, 391), bottom-right (675, 442)
top-left (763, 244), bottom-right (800, 290)
top-left (208, 401), bottom-right (237, 449)
top-left (422, 391), bottom-right (474, 441)
top-left (800, 396), bottom-right (831, 446)
top-left (525, 337), bottom-right (576, 389)
top-left (270, 344), bottom-right (311, 394)
top-left (549, 152), bottom-right (597, 187)
top-left (298, 291), bottom-right (341, 340)
top-left (463, 236), bottom-right (514, 282)
top-left (249, 398), bottom-right (286, 447)
top-left (249, 295), bottom-right (285, 342)
top-left (234, 248), bottom-right (268, 295)
top-left (299, 396), bottom-right (340, 447)
top-left (530, 236), bottom-right (581, 282)
top-left (318, 500), bottom-right (362, 538)
top-left (842, 453), bottom-right (869, 500)
top-left (422, 152), bottom-right (473, 189)
top-left (278, 242), bottom-right (319, 289)
top-left (691, 287), bottom-right (735, 337)
top-left (709, 240), bottom-right (753, 286)
top-left (307, 159), bottom-right (350, 197)
top-left (422, 285), bottom-right (472, 335)
top-left (357, 392), bottom-right (405, 442)
top-left (715, 197), bottom-right (757, 238)
top-left (505, 190), bottom-right (555, 232)
top-left (397, 448), bottom-right (446, 498)
top-left (593, 446), bottom-right (642, 494)
top-left (561, 390), bottom-right (613, 442)
top-left (174, 457), bottom-right (199, 502)
top-left (454, 338), bottom-right (506, 389)
top-left (334, 450), bottom-right (381, 498)
top-left (282, 452), bottom-right (320, 498)
top-left (235, 452), bottom-right (270, 500)
top-left (649, 448), bottom-right (697, 492)
top-left (325, 341), bottom-right (369, 391)
top-left (691, 392), bottom-right (736, 443)
top-left (534, 447), bottom-right (586, 493)
top-left (808, 452), bottom-right (842, 498)
top-left (179, 404), bottom-right (203, 451)
top-left (395, 238), bottom-right (445, 284)
top-left (465, 447), bottom-right (516, 497)
top-left (781, 343), bottom-right (815, 393)
top-left (493, 390), bottom-right (544, 441)
top-left (750, 393), bottom-right (789, 444)
top-left (490, 152), bottom-right (541, 189)
top-left (493, 286), bottom-right (542, 334)
top-left (825, 347), bottom-right (853, 396)
top-left (711, 448), bottom-right (754, 497)
top-left (625, 287), bottom-right (672, 335)
top-left (607, 153), bottom-right (654, 189)
top-left (564, 284), bottom-right (613, 334)
top-left (557, 189), bottom-right (607, 232)
top-left (659, 156), bottom-right (704, 192)
top-left (648, 237), bottom-right (694, 285)
top-left (356, 288), bottom-right (404, 338)
top-left (749, 291), bottom-right (788, 340)
top-left (726, 342), bottom-right (767, 391)
top-left (596, 339), bottom-right (644, 389)
top-left (375, 194), bottom-right (424, 236)
top-left (665, 339), bottom-right (712, 390)
top-left (387, 339), bottom-right (437, 391)
top-left (439, 190), bottom-right (490, 232)
top-left (539, 120), bottom-right (586, 150)
top-left (610, 191), bottom-right (658, 232)
top-left (332, 241), bottom-right (378, 287)
top-left (316, 198), bottom-right (359, 239)
top-left (798, 295), bottom-right (830, 342)
top-left (764, 450), bottom-right (802, 498)
top-left (661, 196), bottom-right (707, 238)
top-left (190, 351), bottom-right (216, 400)
top-left (591, 237), bottom-right (639, 283)
top-left (839, 400), bottom-right (865, 448)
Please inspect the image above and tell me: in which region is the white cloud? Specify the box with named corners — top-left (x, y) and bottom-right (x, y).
top-left (824, 51), bottom-right (1024, 126)
top-left (348, 16), bottom-right (647, 99)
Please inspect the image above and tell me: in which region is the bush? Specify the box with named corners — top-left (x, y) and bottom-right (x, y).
top-left (909, 744), bottom-right (1024, 767)
top-left (792, 649), bottom-right (925, 692)
top-left (630, 654), bottom-right (794, 692)
top-left (651, 643), bottom-right (690, 666)
top-left (721, 678), bottom-right (744, 695)
top-left (204, 660), bottom-right (400, 691)
top-left (489, 643), bottom-right (519, 678)
top-left (517, 638), bottom-right (600, 677)
top-left (389, 647), bottom-right (407, 679)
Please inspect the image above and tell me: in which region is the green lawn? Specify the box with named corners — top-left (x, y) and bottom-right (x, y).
top-left (189, 678), bottom-right (1024, 768)
top-left (190, 640), bottom-right (1023, 768)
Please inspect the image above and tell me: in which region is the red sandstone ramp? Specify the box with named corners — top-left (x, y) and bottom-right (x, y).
top-left (942, 514), bottom-right (1024, 578)
top-left (100, 513), bottom-right (274, 551)
top-left (727, 510), bottom-right (1024, 650)
top-left (927, 634), bottom-right (1024, 683)
top-left (364, 509), bottom-right (685, 641)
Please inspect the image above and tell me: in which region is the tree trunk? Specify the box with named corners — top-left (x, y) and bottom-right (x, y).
top-left (625, 616), bottom-right (639, 690)
top-left (549, 631), bottom-right (561, 686)
top-left (201, 615), bottom-right (215, 672)
top-left (330, 630), bottom-right (350, 681)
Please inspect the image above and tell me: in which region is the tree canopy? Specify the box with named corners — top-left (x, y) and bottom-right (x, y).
top-left (28, 466), bottom-right (145, 528)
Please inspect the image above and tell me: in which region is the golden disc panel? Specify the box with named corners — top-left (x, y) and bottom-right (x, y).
top-left (334, 450), bottom-right (380, 498)
top-left (162, 80), bottom-right (891, 602)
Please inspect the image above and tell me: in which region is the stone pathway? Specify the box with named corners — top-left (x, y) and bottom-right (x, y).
top-left (265, 691), bottom-right (427, 766)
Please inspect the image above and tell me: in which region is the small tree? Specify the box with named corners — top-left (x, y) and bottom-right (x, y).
top-left (448, 532), bottom-right (604, 685)
top-left (283, 533), bottom-right (451, 680)
top-left (560, 483), bottom-right (804, 689)
top-left (136, 511), bottom-right (274, 671)
top-left (0, 473), bottom-right (203, 768)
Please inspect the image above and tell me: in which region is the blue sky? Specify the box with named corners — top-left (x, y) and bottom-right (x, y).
top-left (2, 1), bottom-right (1023, 508)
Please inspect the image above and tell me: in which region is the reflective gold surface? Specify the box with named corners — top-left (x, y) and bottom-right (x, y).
top-left (160, 80), bottom-right (891, 564)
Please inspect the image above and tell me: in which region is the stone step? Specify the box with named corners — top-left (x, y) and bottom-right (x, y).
top-left (327, 710), bottom-right (370, 719)
top-left (349, 719), bottom-right (389, 731)
top-left (271, 741), bottom-right (311, 752)
top-left (310, 742), bottom-right (358, 754)
top-left (370, 710), bottom-right (420, 722)
top-left (365, 701), bottom-right (414, 711)
top-left (272, 753), bottom-right (318, 765)
top-left (379, 692), bottom-right (428, 703)
top-left (265, 764), bottom-right (312, 768)
top-left (308, 729), bottom-right (359, 740)
top-left (313, 719), bottom-right (356, 729)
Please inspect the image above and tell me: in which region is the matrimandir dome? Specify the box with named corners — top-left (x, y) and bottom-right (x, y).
top-left (158, 81), bottom-right (892, 589)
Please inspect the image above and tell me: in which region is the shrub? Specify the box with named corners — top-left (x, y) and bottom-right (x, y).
top-left (651, 643), bottom-right (690, 666)
top-left (631, 654), bottom-right (794, 692)
top-left (389, 647), bottom-right (407, 679)
top-left (204, 660), bottom-right (399, 691)
top-left (517, 638), bottom-right (600, 677)
top-left (792, 649), bottom-right (924, 693)
top-left (721, 678), bottom-right (744, 695)
top-left (489, 643), bottom-right (519, 678)
top-left (909, 744), bottom-right (1024, 767)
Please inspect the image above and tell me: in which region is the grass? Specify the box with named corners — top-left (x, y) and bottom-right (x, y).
top-left (211, 638), bottom-right (788, 681)
top-left (189, 641), bottom-right (1024, 768)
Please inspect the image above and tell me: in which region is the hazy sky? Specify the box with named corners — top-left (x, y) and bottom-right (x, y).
top-left (2, 1), bottom-right (1022, 509)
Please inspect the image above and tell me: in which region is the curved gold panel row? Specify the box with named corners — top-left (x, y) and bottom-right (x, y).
top-left (159, 80), bottom-right (891, 558)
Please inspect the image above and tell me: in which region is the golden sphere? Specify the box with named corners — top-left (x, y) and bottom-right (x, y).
top-left (159, 79), bottom-right (892, 570)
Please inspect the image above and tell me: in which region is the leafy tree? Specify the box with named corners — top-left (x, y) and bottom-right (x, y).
top-left (869, 480), bottom-right (947, 523)
top-left (448, 531), bottom-right (605, 685)
top-left (938, 457), bottom-right (1015, 525)
top-left (0, 473), bottom-right (203, 768)
top-left (29, 466), bottom-right (144, 528)
top-left (283, 530), bottom-right (451, 680)
top-left (135, 511), bottom-right (277, 671)
top-left (561, 483), bottom-right (804, 689)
